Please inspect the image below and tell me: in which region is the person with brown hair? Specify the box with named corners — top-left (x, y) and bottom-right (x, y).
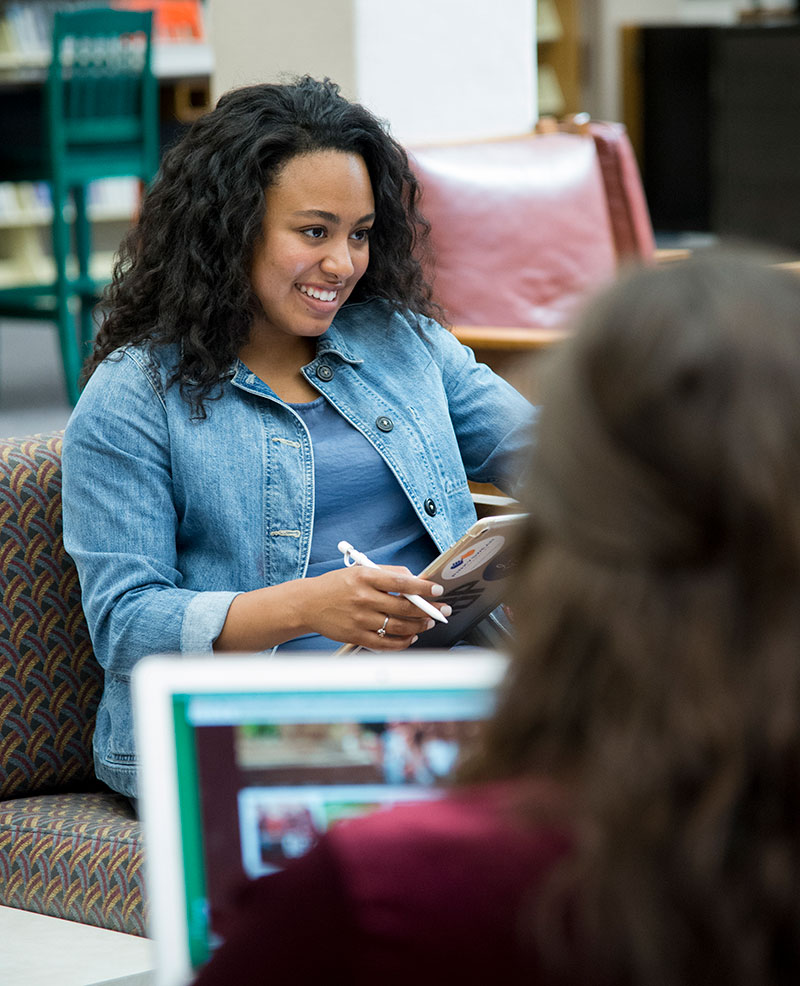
top-left (193, 251), bottom-right (800, 986)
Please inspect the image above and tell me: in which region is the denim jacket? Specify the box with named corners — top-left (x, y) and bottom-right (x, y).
top-left (62, 299), bottom-right (535, 796)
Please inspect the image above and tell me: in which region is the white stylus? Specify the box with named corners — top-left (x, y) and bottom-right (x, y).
top-left (337, 540), bottom-right (449, 624)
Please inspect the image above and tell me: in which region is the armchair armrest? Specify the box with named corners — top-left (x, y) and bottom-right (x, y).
top-left (471, 487), bottom-right (520, 519)
top-left (451, 324), bottom-right (569, 351)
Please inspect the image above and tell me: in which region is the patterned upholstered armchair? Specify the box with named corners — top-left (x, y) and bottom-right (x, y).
top-left (0, 432), bottom-right (146, 935)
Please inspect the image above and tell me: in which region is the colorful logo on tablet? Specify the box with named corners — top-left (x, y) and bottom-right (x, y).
top-left (482, 544), bottom-right (518, 581)
top-left (442, 536), bottom-right (505, 580)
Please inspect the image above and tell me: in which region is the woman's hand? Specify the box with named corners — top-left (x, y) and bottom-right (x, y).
top-left (293, 565), bottom-right (451, 650)
top-left (214, 565), bottom-right (451, 653)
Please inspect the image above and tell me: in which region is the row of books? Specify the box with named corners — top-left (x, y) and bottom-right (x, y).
top-left (0, 0), bottom-right (206, 63)
top-left (112, 1), bottom-right (205, 43)
top-left (0, 177), bottom-right (132, 284)
top-left (0, 177), bottom-right (139, 224)
top-left (0, 238), bottom-right (116, 285)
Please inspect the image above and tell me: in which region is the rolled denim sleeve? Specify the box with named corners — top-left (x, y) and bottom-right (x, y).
top-left (419, 318), bottom-right (537, 495)
top-left (62, 352), bottom-right (238, 675)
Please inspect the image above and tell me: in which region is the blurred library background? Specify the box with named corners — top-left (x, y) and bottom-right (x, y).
top-left (1, 0), bottom-right (799, 435)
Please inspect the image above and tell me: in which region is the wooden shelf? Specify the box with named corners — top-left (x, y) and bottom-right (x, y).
top-left (537, 0), bottom-right (582, 117)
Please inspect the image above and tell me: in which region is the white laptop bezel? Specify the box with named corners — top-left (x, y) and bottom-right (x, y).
top-left (132, 650), bottom-right (506, 986)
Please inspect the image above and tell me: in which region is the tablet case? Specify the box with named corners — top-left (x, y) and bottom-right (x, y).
top-left (335, 513), bottom-right (526, 653)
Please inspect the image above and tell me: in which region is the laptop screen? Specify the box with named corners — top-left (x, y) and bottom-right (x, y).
top-left (134, 653), bottom-right (506, 986)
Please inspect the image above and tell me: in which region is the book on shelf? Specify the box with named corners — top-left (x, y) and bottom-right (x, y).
top-left (111, 0), bottom-right (206, 43)
top-left (537, 0), bottom-right (563, 44)
top-left (0, 243), bottom-right (118, 286)
top-left (0, 224), bottom-right (51, 285)
top-left (537, 64), bottom-right (565, 117)
top-left (0, 0), bottom-right (207, 68)
top-left (0, 1), bottom-right (50, 63)
top-left (0, 178), bottom-right (140, 225)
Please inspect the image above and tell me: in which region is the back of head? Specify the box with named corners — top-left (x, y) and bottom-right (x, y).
top-left (475, 252), bottom-right (800, 986)
top-left (531, 251), bottom-right (800, 574)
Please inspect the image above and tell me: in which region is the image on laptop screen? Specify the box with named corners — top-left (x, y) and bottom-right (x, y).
top-left (134, 652), bottom-right (506, 986)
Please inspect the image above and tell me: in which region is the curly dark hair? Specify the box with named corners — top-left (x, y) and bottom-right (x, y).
top-left (85, 76), bottom-right (439, 414)
top-left (463, 252), bottom-right (800, 986)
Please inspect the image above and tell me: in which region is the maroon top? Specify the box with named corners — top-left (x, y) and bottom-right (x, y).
top-left (193, 781), bottom-right (572, 986)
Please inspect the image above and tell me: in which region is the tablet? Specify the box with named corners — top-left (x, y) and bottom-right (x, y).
top-left (335, 512), bottom-right (527, 653)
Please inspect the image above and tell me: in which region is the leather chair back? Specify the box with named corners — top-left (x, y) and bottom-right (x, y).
top-left (409, 126), bottom-right (653, 333)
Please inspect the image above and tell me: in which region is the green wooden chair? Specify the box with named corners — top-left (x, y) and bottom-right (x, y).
top-left (0, 7), bottom-right (158, 405)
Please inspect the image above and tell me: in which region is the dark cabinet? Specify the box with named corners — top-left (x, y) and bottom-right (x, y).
top-left (629, 22), bottom-right (800, 250)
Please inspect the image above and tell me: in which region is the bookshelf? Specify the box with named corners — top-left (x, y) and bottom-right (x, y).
top-left (0, 0), bottom-right (213, 289)
top-left (0, 178), bottom-right (140, 286)
top-left (537, 0), bottom-right (582, 117)
top-left (0, 0), bottom-right (212, 75)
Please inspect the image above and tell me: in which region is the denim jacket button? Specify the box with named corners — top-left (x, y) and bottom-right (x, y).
top-left (316, 364), bottom-right (334, 382)
top-left (376, 416), bottom-right (393, 432)
top-left (424, 497), bottom-right (437, 516)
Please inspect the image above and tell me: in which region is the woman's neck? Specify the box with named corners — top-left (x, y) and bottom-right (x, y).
top-left (239, 329), bottom-right (319, 403)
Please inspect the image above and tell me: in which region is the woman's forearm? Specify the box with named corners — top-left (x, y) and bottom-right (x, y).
top-left (214, 566), bottom-right (448, 653)
top-left (213, 580), bottom-right (309, 651)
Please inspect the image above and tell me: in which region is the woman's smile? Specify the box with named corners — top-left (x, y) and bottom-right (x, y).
top-left (296, 282), bottom-right (342, 305)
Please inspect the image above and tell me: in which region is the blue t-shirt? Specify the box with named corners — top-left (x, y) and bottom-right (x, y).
top-left (277, 396), bottom-right (438, 651)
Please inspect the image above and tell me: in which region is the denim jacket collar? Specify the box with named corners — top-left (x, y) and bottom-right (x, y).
top-left (230, 310), bottom-right (365, 396)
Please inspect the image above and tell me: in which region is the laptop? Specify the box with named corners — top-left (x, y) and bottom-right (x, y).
top-left (132, 650), bottom-right (507, 986)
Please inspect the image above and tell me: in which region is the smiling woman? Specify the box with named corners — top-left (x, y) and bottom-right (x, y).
top-left (59, 76), bottom-right (535, 800)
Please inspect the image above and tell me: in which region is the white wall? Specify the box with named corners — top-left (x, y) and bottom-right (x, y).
top-left (354, 0), bottom-right (536, 142)
top-left (679, 1), bottom-right (740, 24)
top-left (207, 0), bottom-right (536, 142)
top-left (207, 0), bottom-right (357, 100)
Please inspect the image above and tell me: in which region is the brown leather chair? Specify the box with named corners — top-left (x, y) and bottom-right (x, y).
top-left (586, 119), bottom-right (657, 262)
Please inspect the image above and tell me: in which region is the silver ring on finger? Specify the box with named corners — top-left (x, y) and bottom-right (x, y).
top-left (376, 615), bottom-right (390, 638)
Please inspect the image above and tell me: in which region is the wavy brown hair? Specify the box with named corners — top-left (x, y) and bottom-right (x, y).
top-left (466, 253), bottom-right (800, 986)
top-left (85, 76), bottom-right (439, 415)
